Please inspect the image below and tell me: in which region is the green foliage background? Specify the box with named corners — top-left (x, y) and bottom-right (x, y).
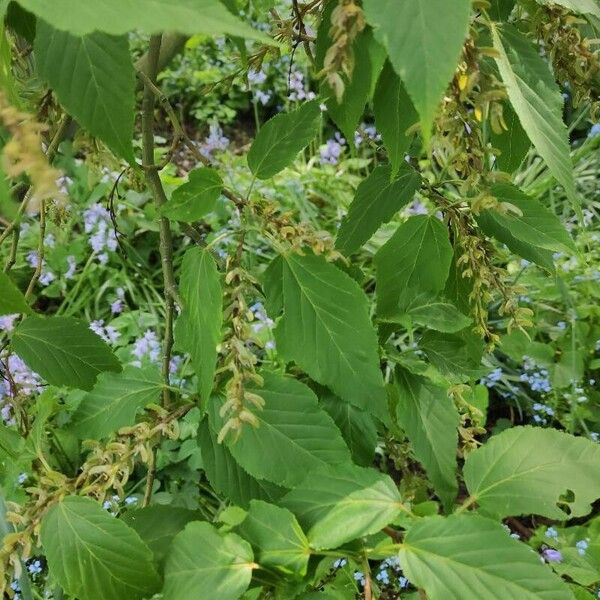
top-left (0, 0), bottom-right (600, 599)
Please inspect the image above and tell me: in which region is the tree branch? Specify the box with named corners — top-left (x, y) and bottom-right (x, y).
top-left (141, 35), bottom-right (179, 412)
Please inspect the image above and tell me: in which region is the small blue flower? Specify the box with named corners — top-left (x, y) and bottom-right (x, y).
top-left (543, 548), bottom-right (563, 563)
top-left (480, 367), bottom-right (503, 388)
top-left (333, 558), bottom-right (347, 569)
top-left (545, 527), bottom-right (559, 540)
top-left (576, 539), bottom-right (589, 556)
top-left (27, 559), bottom-right (42, 575)
top-left (17, 473), bottom-right (28, 485)
top-left (376, 569), bottom-right (390, 585)
top-left (588, 123), bottom-right (600, 138)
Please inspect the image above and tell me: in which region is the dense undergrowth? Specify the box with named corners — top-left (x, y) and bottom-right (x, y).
top-left (1, 0), bottom-right (600, 599)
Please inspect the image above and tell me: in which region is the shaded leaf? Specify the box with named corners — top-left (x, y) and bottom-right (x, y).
top-left (374, 61), bottom-right (418, 175)
top-left (489, 0), bottom-right (516, 20)
top-left (35, 23), bottom-right (135, 162)
top-left (0, 271), bottom-right (31, 315)
top-left (320, 392), bottom-right (378, 467)
top-left (198, 419), bottom-right (286, 508)
top-left (490, 103), bottom-right (530, 172)
top-left (419, 330), bottom-right (484, 383)
top-left (393, 369), bottom-right (459, 509)
top-left (375, 215), bottom-right (452, 317)
top-left (336, 164), bottom-right (421, 256)
top-left (122, 506), bottom-right (203, 568)
top-left (325, 30), bottom-right (384, 141)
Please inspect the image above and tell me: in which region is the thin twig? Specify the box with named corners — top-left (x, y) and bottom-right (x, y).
top-left (142, 447), bottom-right (156, 507)
top-left (141, 35), bottom-right (179, 414)
top-left (362, 556), bottom-right (372, 600)
top-left (135, 67), bottom-right (246, 211)
top-left (3, 227), bottom-right (20, 273)
top-left (292, 0), bottom-right (315, 65)
top-left (24, 198), bottom-right (46, 299)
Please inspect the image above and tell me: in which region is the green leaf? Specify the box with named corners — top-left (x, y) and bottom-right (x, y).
top-left (490, 103), bottom-right (530, 172)
top-left (122, 506), bottom-right (204, 568)
top-left (247, 100), bottom-right (321, 179)
top-left (335, 164), bottom-right (421, 256)
top-left (374, 215), bottom-right (453, 317)
top-left (11, 316), bottom-right (121, 391)
top-left (374, 61), bottom-right (418, 176)
top-left (464, 426), bottom-right (600, 520)
top-left (536, 0), bottom-right (600, 18)
top-left (237, 500), bottom-right (310, 577)
top-left (387, 291), bottom-right (472, 333)
top-left (5, 2), bottom-right (36, 44)
top-left (552, 546), bottom-right (600, 587)
top-left (393, 369), bottom-right (459, 509)
top-left (161, 167), bottom-right (223, 222)
top-left (320, 392), bottom-right (378, 467)
top-left (0, 422), bottom-right (25, 461)
top-left (264, 252), bottom-right (387, 420)
top-left (479, 183), bottom-right (575, 254)
top-left (209, 372), bottom-right (350, 488)
top-left (25, 389), bottom-right (55, 459)
top-left (198, 419), bottom-right (287, 508)
top-left (489, 0), bottom-right (516, 20)
top-left (163, 521), bottom-right (254, 600)
top-left (0, 271), bottom-right (31, 315)
top-left (70, 365), bottom-right (162, 440)
top-left (570, 586), bottom-right (597, 600)
top-left (419, 330), bottom-right (484, 383)
top-left (444, 253), bottom-right (474, 315)
top-left (364, 0), bottom-right (472, 141)
top-left (17, 0), bottom-right (274, 41)
top-left (325, 30), bottom-right (384, 142)
top-left (35, 23), bottom-right (135, 163)
top-left (281, 463), bottom-right (405, 550)
top-left (177, 247), bottom-right (222, 404)
top-left (492, 23), bottom-right (576, 205)
top-left (40, 496), bottom-right (160, 600)
top-left (477, 209), bottom-right (556, 271)
top-left (400, 514), bottom-right (572, 600)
